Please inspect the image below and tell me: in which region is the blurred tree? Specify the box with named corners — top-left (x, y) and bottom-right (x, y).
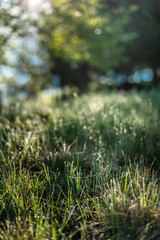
top-left (121, 0), bottom-right (160, 85)
top-left (38, 0), bottom-right (160, 86)
top-left (0, 0), bottom-right (49, 95)
top-left (38, 0), bottom-right (101, 87)
top-left (37, 0), bottom-right (138, 87)
top-left (99, 0), bottom-right (160, 85)
top-left (1, 0), bottom-right (160, 90)
top-left (0, 0), bottom-right (27, 64)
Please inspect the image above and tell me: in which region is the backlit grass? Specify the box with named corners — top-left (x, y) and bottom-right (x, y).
top-left (0, 89), bottom-right (160, 239)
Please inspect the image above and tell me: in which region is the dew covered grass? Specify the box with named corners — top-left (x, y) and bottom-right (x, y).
top-left (0, 89), bottom-right (160, 239)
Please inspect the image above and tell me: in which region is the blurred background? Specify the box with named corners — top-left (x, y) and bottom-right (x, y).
top-left (0, 0), bottom-right (160, 103)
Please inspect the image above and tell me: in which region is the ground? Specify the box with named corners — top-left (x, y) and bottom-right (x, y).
top-left (0, 89), bottom-right (160, 239)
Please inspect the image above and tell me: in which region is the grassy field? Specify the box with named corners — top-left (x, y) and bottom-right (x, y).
top-left (0, 89), bottom-right (160, 240)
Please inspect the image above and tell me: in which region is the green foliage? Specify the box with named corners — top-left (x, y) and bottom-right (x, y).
top-left (0, 0), bottom-right (29, 64)
top-left (1, 0), bottom-right (160, 88)
top-left (0, 89), bottom-right (160, 239)
top-left (40, 0), bottom-right (134, 72)
top-left (37, 0), bottom-right (160, 86)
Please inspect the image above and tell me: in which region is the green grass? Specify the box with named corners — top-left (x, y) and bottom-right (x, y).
top-left (0, 89), bottom-right (160, 239)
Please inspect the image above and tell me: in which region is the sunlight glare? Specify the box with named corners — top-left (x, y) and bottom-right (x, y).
top-left (28, 0), bottom-right (42, 9)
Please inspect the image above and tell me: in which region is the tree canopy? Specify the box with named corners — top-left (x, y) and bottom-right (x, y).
top-left (37, 0), bottom-right (160, 86)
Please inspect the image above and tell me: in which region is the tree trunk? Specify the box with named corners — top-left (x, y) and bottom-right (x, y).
top-left (152, 65), bottom-right (160, 86)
